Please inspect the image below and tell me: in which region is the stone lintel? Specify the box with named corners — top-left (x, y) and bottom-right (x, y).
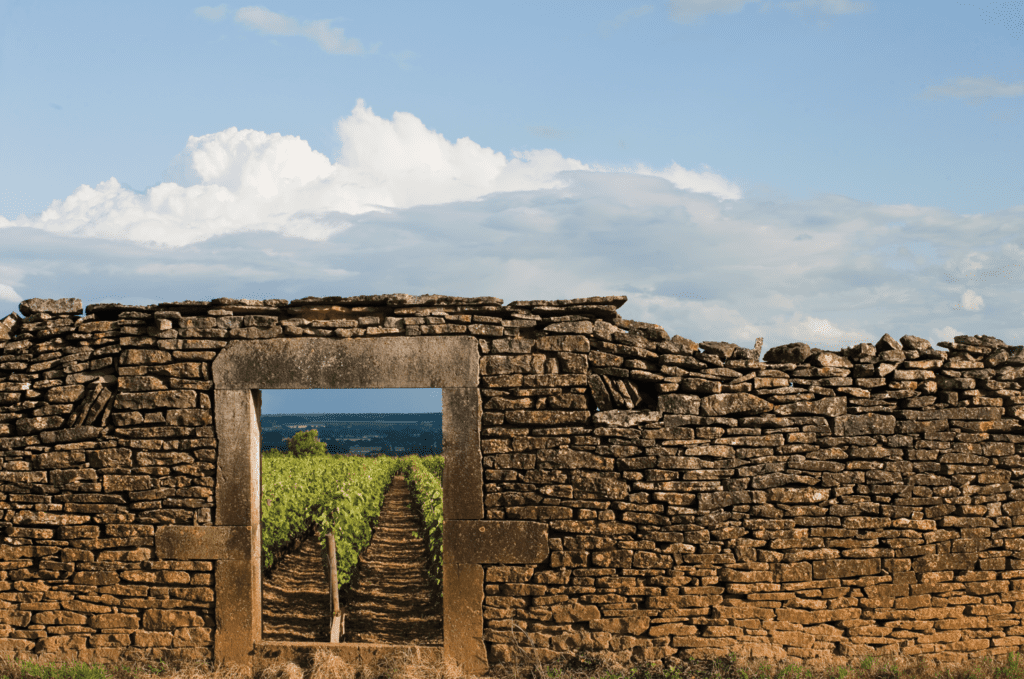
top-left (155, 525), bottom-right (251, 560)
top-left (446, 520), bottom-right (548, 564)
top-left (212, 336), bottom-right (479, 389)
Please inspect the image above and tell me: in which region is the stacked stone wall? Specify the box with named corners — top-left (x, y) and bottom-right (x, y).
top-left (1, 294), bottom-right (1023, 669)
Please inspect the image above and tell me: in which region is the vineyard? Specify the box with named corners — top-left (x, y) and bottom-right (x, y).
top-left (260, 449), bottom-right (444, 597)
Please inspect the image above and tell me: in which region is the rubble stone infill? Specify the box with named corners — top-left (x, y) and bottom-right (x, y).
top-left (1, 294), bottom-right (1024, 669)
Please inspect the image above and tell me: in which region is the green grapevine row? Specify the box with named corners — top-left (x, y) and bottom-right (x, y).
top-left (261, 452), bottom-right (341, 573)
top-left (261, 452), bottom-right (444, 596)
top-left (261, 453), bottom-right (398, 583)
top-left (419, 454), bottom-right (444, 483)
top-left (403, 455), bottom-right (444, 593)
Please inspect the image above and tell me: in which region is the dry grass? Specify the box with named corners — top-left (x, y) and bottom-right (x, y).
top-left (2, 647), bottom-right (1024, 679)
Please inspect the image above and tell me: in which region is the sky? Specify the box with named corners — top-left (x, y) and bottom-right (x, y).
top-left (2, 1), bottom-right (1023, 415)
top-left (260, 388), bottom-right (441, 415)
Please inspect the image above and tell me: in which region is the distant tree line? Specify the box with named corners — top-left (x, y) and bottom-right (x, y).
top-left (265, 429), bottom-right (437, 458)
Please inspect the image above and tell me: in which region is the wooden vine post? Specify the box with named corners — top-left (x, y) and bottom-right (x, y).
top-left (325, 532), bottom-right (343, 642)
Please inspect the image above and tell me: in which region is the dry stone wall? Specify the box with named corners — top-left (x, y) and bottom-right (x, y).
top-left (1, 294), bottom-right (1024, 670)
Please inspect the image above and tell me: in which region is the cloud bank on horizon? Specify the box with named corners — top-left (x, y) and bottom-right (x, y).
top-left (1, 0), bottom-right (1022, 357)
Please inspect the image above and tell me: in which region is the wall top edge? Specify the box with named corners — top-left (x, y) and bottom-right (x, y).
top-left (1, 296), bottom-right (1022, 363)
top-left (9, 294), bottom-right (628, 320)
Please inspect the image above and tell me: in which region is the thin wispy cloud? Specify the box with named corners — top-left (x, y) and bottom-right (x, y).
top-left (233, 6), bottom-right (365, 55)
top-left (194, 5), bottom-right (227, 21)
top-left (391, 49), bottom-right (419, 71)
top-left (600, 5), bottom-right (655, 36)
top-left (669, 0), bottom-right (760, 24)
top-left (779, 0), bottom-right (872, 15)
top-left (667, 0), bottom-right (870, 24)
top-left (916, 75), bottom-right (1024, 103)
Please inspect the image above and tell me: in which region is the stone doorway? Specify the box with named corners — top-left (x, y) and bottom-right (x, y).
top-left (209, 336), bottom-right (488, 674)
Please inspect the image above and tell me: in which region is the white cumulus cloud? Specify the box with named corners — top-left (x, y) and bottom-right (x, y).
top-left (0, 99), bottom-right (742, 248)
top-left (163, 128), bottom-right (334, 197)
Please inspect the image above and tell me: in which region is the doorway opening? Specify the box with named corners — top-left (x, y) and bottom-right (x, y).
top-left (211, 335), bottom-right (487, 673)
top-left (257, 388), bottom-right (444, 646)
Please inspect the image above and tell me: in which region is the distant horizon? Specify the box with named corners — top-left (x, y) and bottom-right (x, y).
top-left (261, 411), bottom-right (442, 417)
top-left (262, 411), bottom-right (442, 414)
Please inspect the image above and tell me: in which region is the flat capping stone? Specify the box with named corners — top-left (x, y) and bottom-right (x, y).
top-left (81, 293), bottom-right (628, 320)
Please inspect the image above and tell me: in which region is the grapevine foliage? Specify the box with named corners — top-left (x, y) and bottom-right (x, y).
top-left (419, 455), bottom-right (444, 483)
top-left (261, 453), bottom-right (444, 596)
top-left (403, 455), bottom-right (444, 593)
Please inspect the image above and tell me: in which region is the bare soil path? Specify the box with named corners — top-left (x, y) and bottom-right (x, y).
top-left (261, 533), bottom-right (333, 642)
top-left (261, 473), bottom-right (443, 645)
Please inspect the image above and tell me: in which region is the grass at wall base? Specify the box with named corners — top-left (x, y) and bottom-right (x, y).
top-left (3, 649), bottom-right (1024, 679)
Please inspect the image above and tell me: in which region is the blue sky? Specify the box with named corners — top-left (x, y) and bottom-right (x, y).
top-left (259, 388), bottom-right (441, 416)
top-left (2, 1), bottom-right (1023, 414)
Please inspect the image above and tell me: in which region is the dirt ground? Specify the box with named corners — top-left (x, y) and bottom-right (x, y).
top-left (261, 473), bottom-right (444, 645)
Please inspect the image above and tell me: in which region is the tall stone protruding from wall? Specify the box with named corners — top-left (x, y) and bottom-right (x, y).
top-left (1, 294), bottom-right (1024, 673)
